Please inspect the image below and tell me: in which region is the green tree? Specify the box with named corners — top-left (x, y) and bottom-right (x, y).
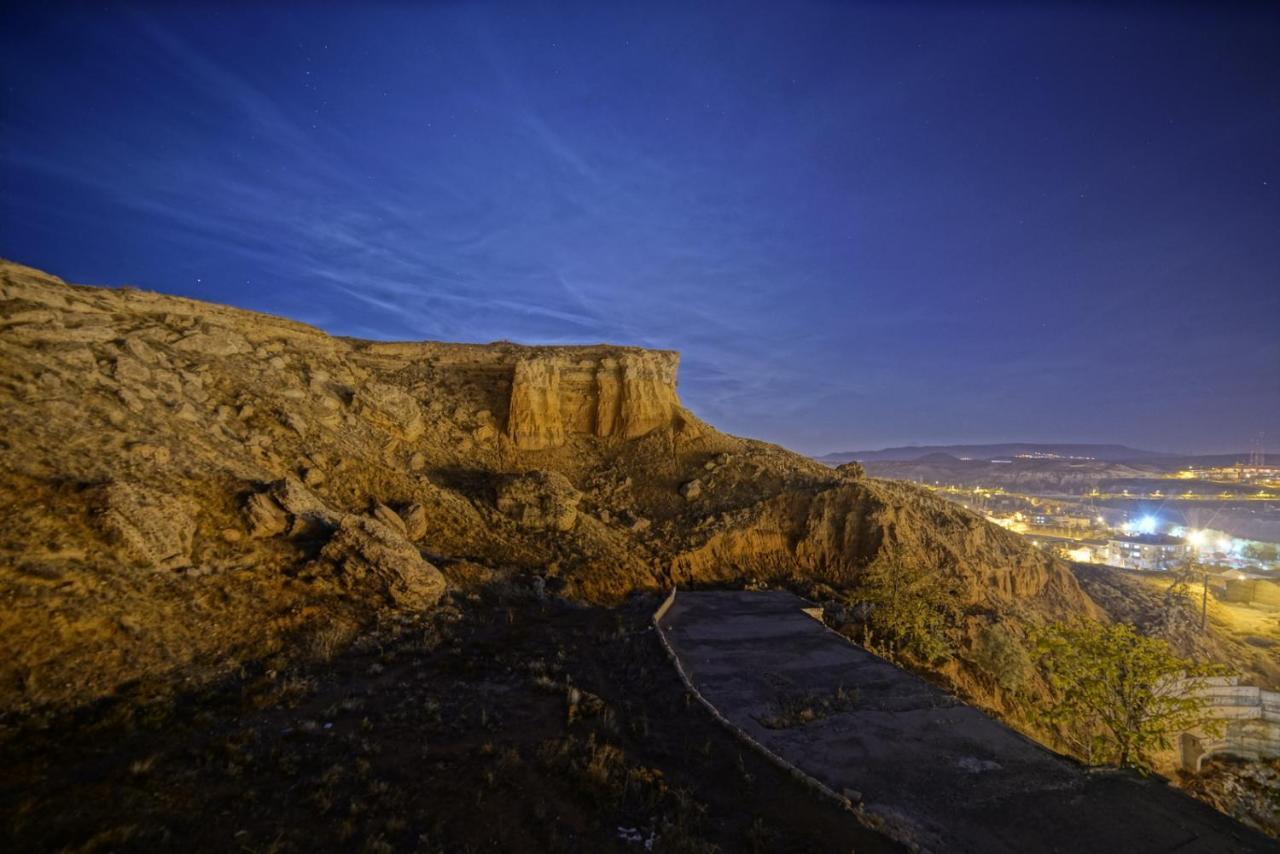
top-left (1033, 621), bottom-right (1227, 769)
top-left (848, 562), bottom-right (958, 665)
top-left (1154, 558), bottom-right (1200, 637)
top-left (974, 623), bottom-right (1033, 696)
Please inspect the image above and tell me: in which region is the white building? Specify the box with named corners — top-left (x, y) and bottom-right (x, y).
top-left (1106, 533), bottom-right (1189, 571)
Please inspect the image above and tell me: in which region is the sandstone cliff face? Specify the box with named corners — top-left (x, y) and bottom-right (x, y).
top-left (507, 358), bottom-right (565, 449)
top-left (506, 350), bottom-right (682, 450)
top-left (0, 259), bottom-right (1101, 718)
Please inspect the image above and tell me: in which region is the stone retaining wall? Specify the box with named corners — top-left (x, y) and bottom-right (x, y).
top-left (1178, 676), bottom-right (1280, 770)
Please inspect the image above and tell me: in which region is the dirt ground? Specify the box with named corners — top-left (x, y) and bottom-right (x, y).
top-left (0, 588), bottom-right (897, 854)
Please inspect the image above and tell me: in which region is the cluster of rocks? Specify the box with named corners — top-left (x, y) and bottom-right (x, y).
top-left (496, 470), bottom-right (581, 532)
top-left (307, 514), bottom-right (445, 609)
top-left (1182, 757), bottom-right (1280, 837)
top-left (240, 475), bottom-right (446, 608)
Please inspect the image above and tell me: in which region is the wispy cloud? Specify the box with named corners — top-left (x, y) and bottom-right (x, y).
top-left (9, 3), bottom-right (1273, 455)
top-left (0, 8), bottom-right (916, 451)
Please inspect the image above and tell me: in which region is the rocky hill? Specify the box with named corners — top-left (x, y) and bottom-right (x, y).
top-left (0, 260), bottom-right (1099, 716)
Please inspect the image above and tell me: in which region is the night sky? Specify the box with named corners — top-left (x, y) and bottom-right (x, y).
top-left (2, 3), bottom-right (1277, 455)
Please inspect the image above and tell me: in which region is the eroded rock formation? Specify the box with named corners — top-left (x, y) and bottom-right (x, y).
top-left (496, 470), bottom-right (581, 531)
top-left (90, 481), bottom-right (194, 570)
top-left (507, 357), bottom-right (565, 450)
top-left (506, 350), bottom-right (682, 450)
top-left (306, 514), bottom-right (446, 609)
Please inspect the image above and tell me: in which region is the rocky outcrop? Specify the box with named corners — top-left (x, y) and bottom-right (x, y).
top-left (834, 460), bottom-right (865, 479)
top-left (90, 481), bottom-right (193, 569)
top-left (506, 350), bottom-right (682, 450)
top-left (669, 478), bottom-right (1098, 621)
top-left (307, 514), bottom-right (446, 609)
top-left (507, 358), bottom-right (565, 450)
top-left (244, 476), bottom-right (337, 538)
top-left (354, 382), bottom-right (425, 443)
top-left (495, 470), bottom-right (581, 531)
top-left (613, 352), bottom-right (680, 439)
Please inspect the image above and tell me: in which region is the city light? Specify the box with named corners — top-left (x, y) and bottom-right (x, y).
top-left (1217, 537), bottom-right (1233, 553)
top-left (1135, 515), bottom-right (1158, 535)
top-left (1186, 529), bottom-right (1205, 548)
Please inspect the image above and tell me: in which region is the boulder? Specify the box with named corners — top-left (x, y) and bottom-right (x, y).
top-left (91, 481), bottom-right (193, 569)
top-left (308, 514), bottom-right (446, 609)
top-left (270, 475), bottom-right (335, 532)
top-left (172, 329), bottom-right (250, 357)
top-left (496, 470), bottom-right (581, 532)
top-left (353, 383), bottom-right (424, 442)
top-left (244, 476), bottom-right (336, 538)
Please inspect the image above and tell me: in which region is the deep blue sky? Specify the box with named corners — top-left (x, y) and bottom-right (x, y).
top-left (2, 2), bottom-right (1277, 455)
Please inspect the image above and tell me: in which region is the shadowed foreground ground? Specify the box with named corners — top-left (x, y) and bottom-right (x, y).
top-left (658, 590), bottom-right (1276, 854)
top-left (0, 590), bottom-right (898, 853)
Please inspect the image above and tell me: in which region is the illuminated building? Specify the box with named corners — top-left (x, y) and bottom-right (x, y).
top-left (1105, 533), bottom-right (1189, 571)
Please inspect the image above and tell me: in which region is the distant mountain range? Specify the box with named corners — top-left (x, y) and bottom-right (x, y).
top-left (817, 443), bottom-right (1172, 464)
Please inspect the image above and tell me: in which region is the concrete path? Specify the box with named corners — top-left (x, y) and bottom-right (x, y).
top-left (657, 590), bottom-right (1276, 853)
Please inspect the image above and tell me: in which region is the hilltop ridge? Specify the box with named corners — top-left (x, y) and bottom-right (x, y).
top-left (0, 260), bottom-right (1095, 716)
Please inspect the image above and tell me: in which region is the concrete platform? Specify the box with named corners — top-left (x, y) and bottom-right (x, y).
top-left (657, 590), bottom-right (1276, 853)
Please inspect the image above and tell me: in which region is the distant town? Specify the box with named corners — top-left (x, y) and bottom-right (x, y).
top-left (836, 445), bottom-right (1280, 586)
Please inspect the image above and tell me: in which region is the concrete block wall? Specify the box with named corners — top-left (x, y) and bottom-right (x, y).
top-left (1180, 682), bottom-right (1280, 770)
top-left (1223, 579), bottom-right (1280, 606)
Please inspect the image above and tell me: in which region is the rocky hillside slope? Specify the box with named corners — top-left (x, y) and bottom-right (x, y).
top-left (0, 260), bottom-right (1098, 716)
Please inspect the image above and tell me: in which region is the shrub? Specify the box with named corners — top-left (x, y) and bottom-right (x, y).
top-left (1033, 620), bottom-right (1229, 769)
top-left (974, 623), bottom-right (1033, 696)
top-left (848, 562), bottom-right (959, 665)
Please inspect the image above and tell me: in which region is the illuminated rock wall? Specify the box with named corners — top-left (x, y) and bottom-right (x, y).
top-left (506, 350), bottom-right (682, 450)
